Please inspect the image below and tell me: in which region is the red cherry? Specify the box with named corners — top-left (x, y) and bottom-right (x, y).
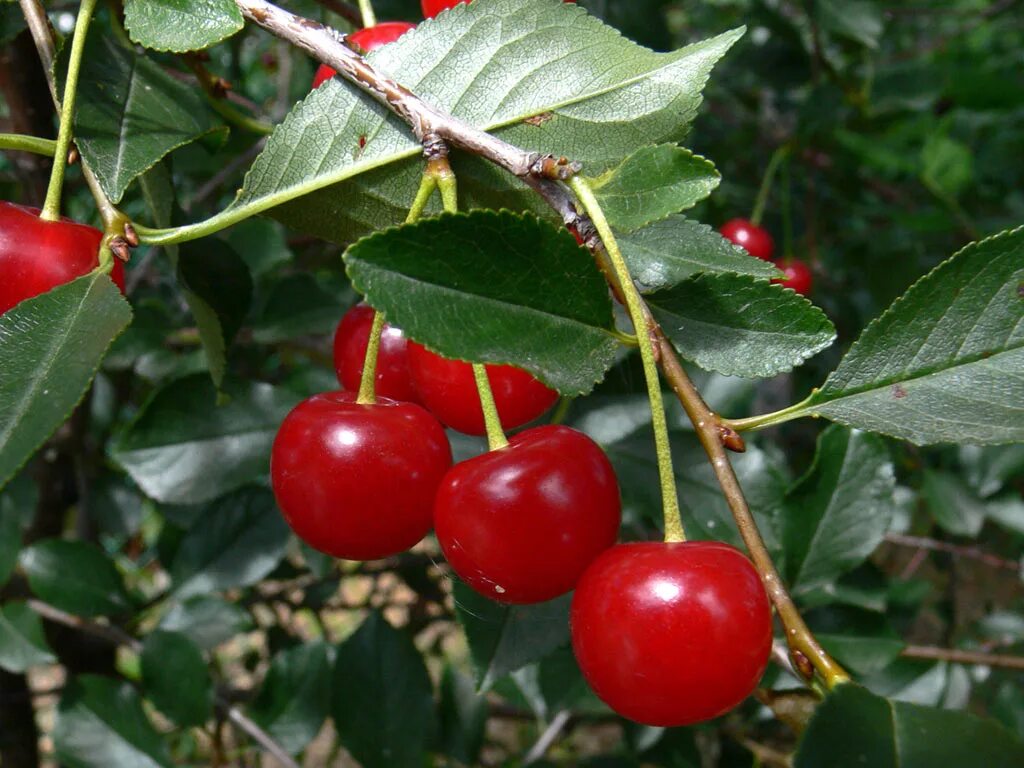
top-left (421, 0), bottom-right (572, 19)
top-left (407, 342), bottom-right (559, 436)
top-left (0, 201), bottom-right (125, 316)
top-left (719, 218), bottom-right (775, 262)
top-left (271, 391), bottom-right (452, 560)
top-left (773, 257), bottom-right (813, 296)
top-left (435, 425), bottom-right (621, 604)
top-left (571, 541), bottom-right (772, 727)
top-left (312, 21), bottom-right (416, 88)
top-left (333, 303), bottom-right (418, 403)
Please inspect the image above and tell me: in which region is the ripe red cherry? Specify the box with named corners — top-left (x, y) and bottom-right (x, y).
top-left (407, 342), bottom-right (559, 436)
top-left (773, 257), bottom-right (813, 296)
top-left (333, 303), bottom-right (417, 403)
top-left (270, 391), bottom-right (452, 560)
top-left (435, 425), bottom-right (621, 604)
top-left (421, 0), bottom-right (572, 19)
top-left (312, 22), bottom-right (416, 88)
top-left (0, 201), bottom-right (125, 316)
top-left (571, 541), bottom-right (772, 727)
top-left (719, 218), bottom-right (775, 262)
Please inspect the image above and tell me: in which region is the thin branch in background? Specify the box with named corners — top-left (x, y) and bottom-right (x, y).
top-left (523, 710), bottom-right (572, 765)
top-left (885, 532), bottom-right (1022, 573)
top-left (901, 645), bottom-right (1024, 672)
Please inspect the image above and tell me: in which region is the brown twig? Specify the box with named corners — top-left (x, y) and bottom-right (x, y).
top-left (901, 645), bottom-right (1024, 671)
top-left (885, 532), bottom-right (1021, 573)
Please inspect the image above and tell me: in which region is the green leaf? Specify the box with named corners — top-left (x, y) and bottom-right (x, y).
top-left (60, 32), bottom-right (223, 202)
top-left (816, 0), bottom-right (884, 49)
top-left (782, 427), bottom-right (895, 592)
top-left (169, 487), bottom-right (290, 599)
top-left (0, 601), bottom-right (57, 673)
top-left (648, 273), bottom-right (836, 378)
top-left (140, 630), bottom-right (212, 727)
top-left (251, 273), bottom-right (343, 344)
top-left (795, 684), bottom-right (1024, 768)
top-left (331, 612), bottom-right (437, 768)
top-left (809, 607), bottom-right (905, 676)
top-left (922, 133), bottom-right (973, 199)
top-left (158, 595), bottom-right (253, 651)
top-left (249, 643), bottom-right (332, 756)
top-left (53, 675), bottom-right (172, 768)
top-left (345, 211), bottom-right (618, 394)
top-left (0, 501), bottom-right (20, 588)
top-left (123, 0), bottom-right (243, 53)
top-left (208, 0), bottom-right (741, 243)
top-left (619, 215), bottom-right (781, 293)
top-left (0, 273), bottom-right (131, 491)
top-left (921, 470), bottom-right (987, 537)
top-left (0, 3), bottom-right (26, 47)
top-left (453, 580), bottom-right (571, 691)
top-left (111, 374), bottom-right (301, 504)
top-left (439, 666), bottom-right (487, 767)
top-left (800, 227), bottom-right (1024, 444)
top-left (21, 539), bottom-right (132, 617)
top-left (587, 145), bottom-right (719, 232)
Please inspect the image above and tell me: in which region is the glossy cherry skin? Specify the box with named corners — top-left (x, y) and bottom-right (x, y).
top-left (333, 303), bottom-right (418, 403)
top-left (571, 541), bottom-right (773, 727)
top-left (270, 391), bottom-right (452, 561)
top-left (719, 218), bottom-right (775, 262)
top-left (312, 22), bottom-right (416, 88)
top-left (435, 425), bottom-right (621, 604)
top-left (773, 257), bottom-right (813, 296)
top-left (0, 201), bottom-right (125, 316)
top-left (407, 342), bottom-right (559, 436)
top-left (421, 0), bottom-right (572, 18)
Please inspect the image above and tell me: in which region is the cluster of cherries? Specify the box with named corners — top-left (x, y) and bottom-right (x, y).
top-left (720, 217), bottom-right (813, 295)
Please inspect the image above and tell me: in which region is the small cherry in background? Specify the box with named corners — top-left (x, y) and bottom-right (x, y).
top-left (773, 257), bottom-right (813, 296)
top-left (421, 0), bottom-right (573, 19)
top-left (571, 541), bottom-right (772, 727)
top-left (312, 22), bottom-right (416, 88)
top-left (719, 217), bottom-right (775, 262)
top-left (271, 391), bottom-right (452, 560)
top-left (407, 342), bottom-right (559, 435)
top-left (333, 303), bottom-right (417, 403)
top-left (0, 201), bottom-right (125, 316)
top-left (435, 425), bottom-right (621, 604)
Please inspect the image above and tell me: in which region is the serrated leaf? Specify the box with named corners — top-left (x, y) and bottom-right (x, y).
top-left (0, 601), bottom-right (57, 673)
top-left (169, 487), bottom-right (290, 599)
top-left (797, 227), bottom-right (1024, 444)
top-left (140, 630), bottom-right (212, 727)
top-left (587, 145), bottom-right (719, 232)
top-left (188, 0), bottom-right (741, 243)
top-left (345, 211), bottom-right (618, 395)
top-left (0, 274), bottom-right (131, 490)
top-left (124, 0), bottom-right (243, 53)
top-left (21, 539), bottom-right (132, 617)
top-left (249, 643), bottom-right (331, 756)
top-left (453, 580), bottom-right (571, 691)
top-left (331, 612), bottom-right (436, 768)
top-left (619, 215), bottom-right (781, 293)
top-left (795, 684), bottom-right (1024, 768)
top-left (58, 32), bottom-right (223, 202)
top-left (648, 273), bottom-right (836, 378)
top-left (111, 374), bottom-right (301, 504)
top-left (782, 427), bottom-right (895, 592)
top-left (158, 595), bottom-right (252, 651)
top-left (54, 675), bottom-right (172, 768)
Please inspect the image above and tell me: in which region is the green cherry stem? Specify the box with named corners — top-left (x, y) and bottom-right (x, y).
top-left (474, 364), bottom-right (510, 451)
top-left (750, 143), bottom-right (791, 227)
top-left (569, 176), bottom-right (685, 544)
top-left (40, 0), bottom-right (98, 222)
top-left (358, 0), bottom-right (377, 28)
top-left (723, 392), bottom-right (818, 432)
top-left (0, 134), bottom-right (56, 157)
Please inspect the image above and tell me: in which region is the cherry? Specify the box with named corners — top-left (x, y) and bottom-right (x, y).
top-left (435, 425), bottom-right (621, 604)
top-left (421, 0), bottom-right (572, 19)
top-left (333, 303), bottom-right (418, 403)
top-left (270, 391), bottom-right (452, 560)
top-left (773, 257), bottom-right (813, 296)
top-left (570, 541), bottom-right (772, 727)
top-left (312, 22), bottom-right (416, 88)
top-left (407, 342), bottom-right (559, 436)
top-left (0, 201), bottom-right (125, 316)
top-left (719, 218), bottom-right (775, 262)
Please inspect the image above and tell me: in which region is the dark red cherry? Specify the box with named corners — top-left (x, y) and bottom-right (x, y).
top-left (270, 391), bottom-right (452, 560)
top-left (407, 342), bottom-right (559, 436)
top-left (312, 22), bottom-right (416, 88)
top-left (773, 257), bottom-right (813, 296)
top-left (571, 541), bottom-right (773, 727)
top-left (421, 0), bottom-right (572, 19)
top-left (0, 201), bottom-right (125, 316)
top-left (719, 218), bottom-right (775, 262)
top-left (435, 425), bottom-right (621, 604)
top-left (333, 303), bottom-right (417, 403)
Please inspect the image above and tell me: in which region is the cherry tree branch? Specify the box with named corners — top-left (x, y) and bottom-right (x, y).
top-left (901, 645), bottom-right (1024, 671)
top-left (885, 533), bottom-right (1022, 573)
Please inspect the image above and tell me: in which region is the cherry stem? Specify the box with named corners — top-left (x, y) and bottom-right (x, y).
top-left (40, 0), bottom-right (97, 222)
top-left (569, 176), bottom-right (685, 544)
top-left (474, 364), bottom-right (510, 451)
top-left (722, 392), bottom-right (818, 432)
top-left (358, 0), bottom-right (376, 28)
top-left (0, 133), bottom-right (56, 157)
top-left (781, 155), bottom-right (794, 258)
top-left (750, 144), bottom-right (791, 227)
